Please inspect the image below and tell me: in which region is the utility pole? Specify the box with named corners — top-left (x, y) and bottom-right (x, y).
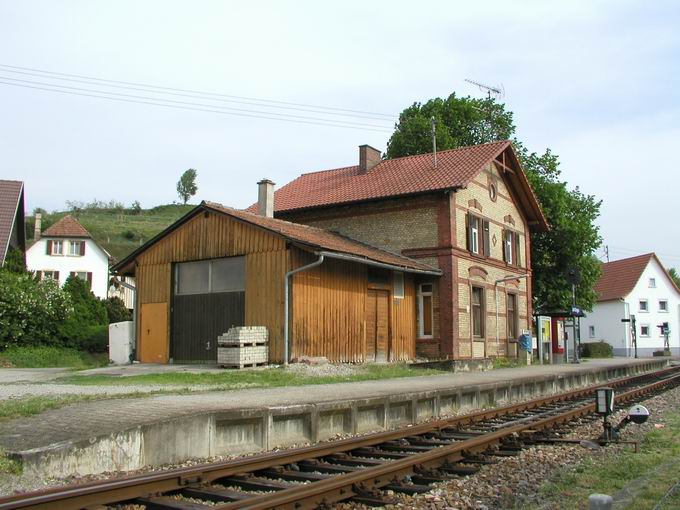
top-left (604, 245), bottom-right (610, 262)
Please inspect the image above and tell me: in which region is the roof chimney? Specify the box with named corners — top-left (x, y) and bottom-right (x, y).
top-left (34, 213), bottom-right (42, 241)
top-left (257, 179), bottom-right (275, 218)
top-left (359, 145), bottom-right (381, 174)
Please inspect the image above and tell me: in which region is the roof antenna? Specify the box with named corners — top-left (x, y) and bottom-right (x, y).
top-left (431, 116), bottom-right (437, 168)
top-left (464, 78), bottom-right (505, 100)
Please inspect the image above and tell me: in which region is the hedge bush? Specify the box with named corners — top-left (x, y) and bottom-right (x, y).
top-left (579, 341), bottom-right (613, 358)
top-left (58, 276), bottom-right (109, 352)
top-left (0, 271), bottom-right (72, 348)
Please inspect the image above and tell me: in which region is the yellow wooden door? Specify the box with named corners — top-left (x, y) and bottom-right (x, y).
top-left (139, 302), bottom-right (168, 363)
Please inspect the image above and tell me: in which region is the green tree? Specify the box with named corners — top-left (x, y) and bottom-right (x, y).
top-left (176, 168), bottom-right (198, 205)
top-left (385, 93), bottom-right (602, 312)
top-left (2, 247), bottom-right (26, 273)
top-left (669, 268), bottom-right (680, 288)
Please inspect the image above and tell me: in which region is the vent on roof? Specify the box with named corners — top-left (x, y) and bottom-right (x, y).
top-left (359, 145), bottom-right (381, 174)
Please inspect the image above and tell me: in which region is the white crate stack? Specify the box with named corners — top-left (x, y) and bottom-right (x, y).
top-left (217, 326), bottom-right (269, 369)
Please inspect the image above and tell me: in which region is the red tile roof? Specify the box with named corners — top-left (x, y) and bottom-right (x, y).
top-left (0, 180), bottom-right (24, 264)
top-left (42, 215), bottom-right (91, 238)
top-left (113, 202), bottom-right (441, 275)
top-left (594, 253), bottom-right (680, 301)
top-left (249, 141), bottom-right (510, 213)
top-left (246, 141), bottom-right (548, 231)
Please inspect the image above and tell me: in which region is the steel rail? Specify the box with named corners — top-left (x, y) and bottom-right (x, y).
top-left (0, 366), bottom-right (677, 510)
top-left (207, 370), bottom-right (680, 510)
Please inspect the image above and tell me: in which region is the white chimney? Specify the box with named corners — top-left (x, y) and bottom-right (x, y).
top-left (257, 179), bottom-right (275, 218)
top-left (359, 145), bottom-right (381, 174)
top-left (34, 213), bottom-right (42, 240)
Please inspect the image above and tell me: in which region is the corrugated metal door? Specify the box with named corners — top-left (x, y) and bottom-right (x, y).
top-left (171, 256), bottom-right (246, 363)
top-left (171, 292), bottom-right (244, 362)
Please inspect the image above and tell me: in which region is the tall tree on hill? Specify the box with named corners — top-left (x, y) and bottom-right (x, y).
top-left (385, 93), bottom-right (602, 312)
top-left (176, 168), bottom-right (198, 205)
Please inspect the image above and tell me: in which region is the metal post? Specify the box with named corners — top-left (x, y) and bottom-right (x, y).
top-left (632, 315), bottom-right (637, 359)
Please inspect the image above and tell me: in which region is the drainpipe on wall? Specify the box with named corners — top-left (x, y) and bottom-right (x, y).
top-left (495, 274), bottom-right (529, 356)
top-left (284, 254), bottom-right (325, 365)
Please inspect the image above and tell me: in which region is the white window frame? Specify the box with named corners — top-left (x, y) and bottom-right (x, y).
top-left (417, 283), bottom-right (434, 338)
top-left (51, 240), bottom-right (63, 255)
top-left (393, 271), bottom-right (404, 299)
top-left (638, 299), bottom-right (648, 312)
top-left (68, 240), bottom-right (82, 256)
top-left (504, 231), bottom-right (513, 265)
top-left (589, 325), bottom-right (595, 339)
top-left (659, 299), bottom-right (668, 312)
top-left (470, 217), bottom-right (479, 255)
top-left (649, 278), bottom-right (656, 288)
top-left (640, 324), bottom-right (650, 337)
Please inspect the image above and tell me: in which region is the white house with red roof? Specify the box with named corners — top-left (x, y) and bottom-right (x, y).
top-left (580, 253), bottom-right (680, 356)
top-left (26, 215), bottom-right (111, 299)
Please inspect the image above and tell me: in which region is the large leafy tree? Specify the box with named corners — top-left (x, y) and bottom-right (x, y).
top-left (669, 268), bottom-right (680, 288)
top-left (386, 93), bottom-right (602, 312)
top-left (176, 168), bottom-right (198, 205)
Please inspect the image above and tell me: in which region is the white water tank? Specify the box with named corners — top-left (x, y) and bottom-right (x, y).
top-left (109, 321), bottom-right (134, 364)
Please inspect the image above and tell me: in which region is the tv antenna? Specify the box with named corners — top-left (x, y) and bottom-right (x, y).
top-left (465, 78), bottom-right (505, 100)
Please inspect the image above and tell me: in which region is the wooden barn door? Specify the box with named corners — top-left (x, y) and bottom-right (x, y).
top-left (139, 303), bottom-right (168, 363)
top-left (366, 289), bottom-right (390, 362)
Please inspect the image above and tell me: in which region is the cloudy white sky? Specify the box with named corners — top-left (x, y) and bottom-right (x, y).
top-left (1, 1), bottom-right (679, 268)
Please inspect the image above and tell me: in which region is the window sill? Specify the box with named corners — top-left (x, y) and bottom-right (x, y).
top-left (417, 336), bottom-right (434, 340)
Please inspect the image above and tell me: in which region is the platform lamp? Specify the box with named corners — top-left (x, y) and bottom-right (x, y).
top-left (596, 387), bottom-right (615, 442)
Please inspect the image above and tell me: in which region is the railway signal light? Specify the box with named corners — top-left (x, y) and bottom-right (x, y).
top-left (596, 387), bottom-right (615, 416)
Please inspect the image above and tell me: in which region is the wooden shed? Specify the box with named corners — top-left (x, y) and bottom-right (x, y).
top-left (112, 202), bottom-right (441, 364)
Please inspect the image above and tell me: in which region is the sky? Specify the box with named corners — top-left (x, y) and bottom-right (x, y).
top-left (1, 0), bottom-right (679, 268)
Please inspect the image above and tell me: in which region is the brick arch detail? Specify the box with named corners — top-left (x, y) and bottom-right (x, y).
top-left (468, 266), bottom-right (489, 281)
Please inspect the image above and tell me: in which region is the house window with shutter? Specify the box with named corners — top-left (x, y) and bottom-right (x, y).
top-left (467, 214), bottom-right (490, 256)
top-left (502, 230), bottom-right (522, 267)
top-left (68, 240), bottom-right (84, 256)
top-left (70, 271), bottom-right (93, 287)
top-left (50, 240), bottom-right (63, 255)
top-left (42, 270), bottom-right (59, 281)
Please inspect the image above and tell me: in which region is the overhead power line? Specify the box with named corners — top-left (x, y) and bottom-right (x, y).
top-left (0, 76), bottom-right (390, 132)
top-left (0, 63), bottom-right (396, 121)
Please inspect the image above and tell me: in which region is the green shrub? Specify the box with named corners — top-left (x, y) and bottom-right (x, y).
top-left (0, 271), bottom-right (72, 348)
top-left (653, 350), bottom-right (672, 357)
top-left (105, 297), bottom-right (132, 323)
top-left (58, 276), bottom-right (108, 351)
top-left (579, 341), bottom-right (613, 358)
top-left (122, 229), bottom-right (135, 240)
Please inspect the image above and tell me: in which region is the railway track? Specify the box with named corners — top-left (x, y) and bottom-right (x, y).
top-left (2, 366), bottom-right (679, 510)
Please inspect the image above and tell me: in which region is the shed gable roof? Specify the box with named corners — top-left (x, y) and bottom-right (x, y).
top-left (0, 180), bottom-right (25, 265)
top-left (113, 201), bottom-right (441, 275)
top-left (246, 141), bottom-right (548, 231)
top-left (595, 253), bottom-right (680, 301)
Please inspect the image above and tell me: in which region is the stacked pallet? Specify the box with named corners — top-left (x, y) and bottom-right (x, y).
top-left (218, 326), bottom-right (269, 369)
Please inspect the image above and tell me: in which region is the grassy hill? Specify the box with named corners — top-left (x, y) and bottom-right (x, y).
top-left (26, 204), bottom-right (195, 262)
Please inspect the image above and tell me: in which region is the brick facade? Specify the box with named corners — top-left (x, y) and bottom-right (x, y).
top-left (280, 161), bottom-right (534, 360)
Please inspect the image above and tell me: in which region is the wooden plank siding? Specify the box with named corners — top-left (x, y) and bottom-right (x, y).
top-left (133, 211), bottom-right (418, 364)
top-left (135, 212), bottom-right (287, 362)
top-left (290, 247), bottom-right (417, 362)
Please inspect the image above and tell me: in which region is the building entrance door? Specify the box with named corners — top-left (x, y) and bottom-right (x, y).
top-left (366, 289), bottom-right (390, 361)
